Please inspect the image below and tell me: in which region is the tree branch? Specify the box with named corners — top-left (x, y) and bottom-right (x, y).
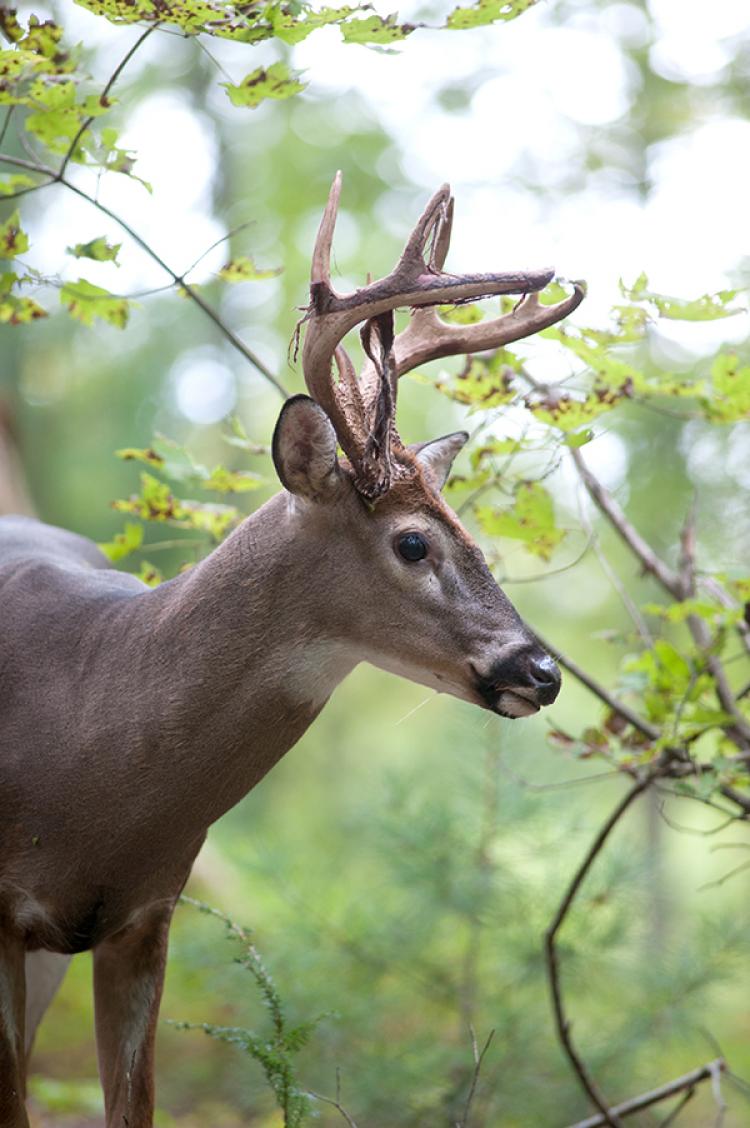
top-left (544, 770), bottom-right (660, 1127)
top-left (58, 23), bottom-right (161, 181)
top-left (567, 1058), bottom-right (726, 1128)
top-left (455, 1027), bottom-right (495, 1128)
top-left (570, 446), bottom-right (682, 599)
top-left (533, 631), bottom-right (658, 741)
top-left (1, 124), bottom-right (289, 398)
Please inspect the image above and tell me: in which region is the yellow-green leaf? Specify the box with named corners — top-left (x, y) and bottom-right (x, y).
top-left (219, 256), bottom-right (282, 282)
top-left (98, 521), bottom-right (144, 562)
top-left (475, 481), bottom-right (565, 560)
top-left (222, 62), bottom-right (305, 109)
top-left (66, 237), bottom-right (121, 263)
top-left (438, 303), bottom-right (485, 325)
top-left (446, 0), bottom-right (536, 30)
top-left (341, 13), bottom-right (415, 44)
top-left (60, 278), bottom-right (129, 328)
top-left (0, 210), bottom-right (29, 258)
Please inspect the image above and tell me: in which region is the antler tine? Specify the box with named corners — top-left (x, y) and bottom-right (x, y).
top-left (301, 175), bottom-right (584, 501)
top-left (431, 195), bottom-right (454, 272)
top-left (399, 183), bottom-right (452, 269)
top-left (311, 170), bottom-right (342, 286)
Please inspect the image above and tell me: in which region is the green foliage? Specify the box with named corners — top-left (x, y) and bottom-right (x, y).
top-left (621, 272), bottom-right (743, 322)
top-left (0, 209), bottom-right (28, 257)
top-left (436, 347), bottom-right (520, 408)
top-left (60, 278), bottom-right (130, 328)
top-left (113, 470), bottom-right (239, 540)
top-left (476, 480), bottom-right (565, 560)
top-left (66, 236), bottom-right (121, 263)
top-left (222, 63), bottom-right (306, 109)
top-left (98, 520), bottom-right (143, 562)
top-left (218, 255), bottom-right (282, 282)
top-left (340, 13), bottom-right (415, 45)
top-left (173, 898), bottom-right (322, 1128)
top-left (0, 269), bottom-right (45, 322)
top-left (446, 0), bottom-right (537, 31)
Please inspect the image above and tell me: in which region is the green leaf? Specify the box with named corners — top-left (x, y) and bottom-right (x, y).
top-left (620, 274), bottom-right (743, 321)
top-left (529, 385), bottom-right (633, 432)
top-left (0, 210), bottom-right (29, 258)
top-left (113, 472), bottom-right (239, 540)
top-left (202, 465), bottom-right (264, 493)
top-left (116, 445), bottom-right (165, 469)
top-left (273, 6), bottom-right (356, 46)
top-left (438, 303), bottom-right (485, 325)
top-left (436, 349), bottom-right (520, 409)
top-left (98, 521), bottom-right (144, 562)
top-left (445, 0), bottom-right (536, 31)
top-left (135, 560), bottom-right (163, 587)
top-left (476, 481), bottom-right (565, 560)
top-left (706, 354), bottom-right (750, 423)
top-left (60, 278), bottom-right (130, 328)
top-left (219, 256), bottom-right (282, 282)
top-left (0, 174), bottom-right (38, 195)
top-left (222, 62), bottom-right (305, 109)
top-left (66, 237), bottom-right (121, 263)
top-left (0, 292), bottom-right (46, 323)
top-left (340, 13), bottom-right (415, 44)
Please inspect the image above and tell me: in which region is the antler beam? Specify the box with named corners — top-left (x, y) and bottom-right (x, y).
top-left (302, 172), bottom-right (585, 500)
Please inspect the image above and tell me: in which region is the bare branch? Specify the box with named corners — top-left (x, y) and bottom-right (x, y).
top-left (307, 1068), bottom-right (359, 1128)
top-left (569, 446), bottom-right (682, 599)
top-left (0, 152), bottom-right (289, 398)
top-left (532, 631), bottom-right (658, 741)
top-left (545, 770), bottom-right (661, 1127)
top-left (567, 1059), bottom-right (726, 1128)
top-left (455, 1027), bottom-right (495, 1128)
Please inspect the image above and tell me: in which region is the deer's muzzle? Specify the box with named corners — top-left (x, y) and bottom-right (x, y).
top-left (473, 648), bottom-right (562, 718)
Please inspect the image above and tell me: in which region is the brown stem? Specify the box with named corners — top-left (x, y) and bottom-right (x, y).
top-left (567, 1058), bottom-right (726, 1128)
top-left (569, 447), bottom-right (682, 599)
top-left (58, 23), bottom-right (161, 181)
top-left (0, 161), bottom-right (288, 398)
top-left (545, 771), bottom-right (660, 1128)
top-left (533, 631), bottom-right (658, 741)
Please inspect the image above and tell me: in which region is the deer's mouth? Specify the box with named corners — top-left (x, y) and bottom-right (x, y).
top-left (491, 689), bottom-right (541, 719)
top-left (470, 665), bottom-right (545, 718)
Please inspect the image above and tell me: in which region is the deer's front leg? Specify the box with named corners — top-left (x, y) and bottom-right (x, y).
top-left (0, 932), bottom-right (29, 1128)
top-left (93, 903), bottom-right (174, 1128)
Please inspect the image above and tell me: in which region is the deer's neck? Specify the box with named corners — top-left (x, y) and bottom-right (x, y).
top-left (100, 492), bottom-right (356, 834)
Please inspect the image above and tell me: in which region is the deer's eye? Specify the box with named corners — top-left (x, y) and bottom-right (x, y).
top-left (397, 532), bottom-right (428, 562)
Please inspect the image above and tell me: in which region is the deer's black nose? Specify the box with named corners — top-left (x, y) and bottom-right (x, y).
top-left (526, 652), bottom-right (561, 703)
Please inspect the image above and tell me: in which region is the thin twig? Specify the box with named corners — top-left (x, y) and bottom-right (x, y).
top-left (0, 106), bottom-right (13, 151)
top-left (307, 1068), bottom-right (359, 1128)
top-left (0, 151), bottom-right (289, 397)
top-left (710, 1058), bottom-right (728, 1127)
top-left (697, 859), bottom-right (750, 892)
top-left (577, 493), bottom-right (652, 645)
top-left (570, 446), bottom-right (682, 598)
top-left (533, 631), bottom-right (658, 740)
top-left (657, 1088), bottom-right (695, 1127)
top-left (455, 1027), bottom-right (495, 1128)
top-left (58, 23), bottom-right (161, 181)
top-left (567, 1059), bottom-right (726, 1128)
top-left (545, 770), bottom-right (661, 1127)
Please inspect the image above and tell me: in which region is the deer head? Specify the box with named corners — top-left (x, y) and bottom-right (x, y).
top-left (272, 174), bottom-right (584, 718)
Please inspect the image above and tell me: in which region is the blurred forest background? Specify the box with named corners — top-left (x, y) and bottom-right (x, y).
top-left (1, 0), bottom-right (750, 1125)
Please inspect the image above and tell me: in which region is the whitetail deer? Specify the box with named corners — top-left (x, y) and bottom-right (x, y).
top-left (0, 174), bottom-right (583, 1127)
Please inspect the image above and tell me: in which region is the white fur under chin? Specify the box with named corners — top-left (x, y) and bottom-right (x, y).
top-left (495, 690), bottom-right (540, 718)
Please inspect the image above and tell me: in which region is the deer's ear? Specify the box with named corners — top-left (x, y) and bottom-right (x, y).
top-left (272, 395), bottom-right (342, 502)
top-left (411, 431), bottom-right (469, 491)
